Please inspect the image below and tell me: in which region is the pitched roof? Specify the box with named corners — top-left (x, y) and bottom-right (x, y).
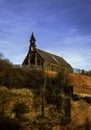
top-left (36, 49), bottom-right (71, 68)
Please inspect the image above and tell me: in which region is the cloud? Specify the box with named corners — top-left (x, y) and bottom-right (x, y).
top-left (10, 54), bottom-right (25, 64)
top-left (62, 50), bottom-right (90, 70)
top-left (46, 33), bottom-right (91, 70)
top-left (62, 34), bottom-right (91, 48)
top-left (49, 48), bottom-right (91, 70)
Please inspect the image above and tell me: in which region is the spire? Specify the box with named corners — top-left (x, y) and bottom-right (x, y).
top-left (30, 32), bottom-right (36, 43)
top-left (29, 32), bottom-right (36, 51)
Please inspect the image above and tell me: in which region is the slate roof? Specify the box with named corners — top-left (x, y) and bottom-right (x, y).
top-left (36, 49), bottom-right (71, 68)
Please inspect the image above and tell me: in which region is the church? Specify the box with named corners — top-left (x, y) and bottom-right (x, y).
top-left (22, 33), bottom-right (72, 71)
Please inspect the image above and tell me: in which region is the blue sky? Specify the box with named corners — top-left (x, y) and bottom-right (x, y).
top-left (0, 0), bottom-right (91, 70)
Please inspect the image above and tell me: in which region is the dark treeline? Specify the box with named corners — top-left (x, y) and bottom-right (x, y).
top-left (0, 58), bottom-right (45, 88)
top-left (0, 52), bottom-right (72, 90)
top-left (80, 69), bottom-right (91, 76)
top-left (74, 68), bottom-right (91, 76)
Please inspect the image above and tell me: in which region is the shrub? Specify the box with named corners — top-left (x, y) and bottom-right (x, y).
top-left (12, 102), bottom-right (29, 119)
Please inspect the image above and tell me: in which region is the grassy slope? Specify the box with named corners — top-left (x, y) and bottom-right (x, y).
top-left (71, 73), bottom-right (91, 95)
top-left (1, 72), bottom-right (91, 129)
top-left (0, 86), bottom-right (91, 129)
top-left (46, 71), bottom-right (91, 95)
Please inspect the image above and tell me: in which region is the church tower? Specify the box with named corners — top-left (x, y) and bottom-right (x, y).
top-left (29, 32), bottom-right (36, 52)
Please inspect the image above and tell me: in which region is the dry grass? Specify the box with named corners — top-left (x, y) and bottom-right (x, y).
top-left (1, 86), bottom-right (91, 129)
top-left (71, 100), bottom-right (91, 124)
top-left (71, 73), bottom-right (91, 95)
top-left (45, 71), bottom-right (91, 95)
top-left (0, 87), bottom-right (33, 118)
top-left (45, 70), bottom-right (57, 77)
top-left (52, 100), bottom-right (91, 130)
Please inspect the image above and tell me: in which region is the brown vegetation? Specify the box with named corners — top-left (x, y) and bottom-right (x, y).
top-left (71, 73), bottom-right (91, 95)
top-left (1, 55), bottom-right (91, 129)
top-left (0, 86), bottom-right (91, 130)
top-left (46, 71), bottom-right (91, 95)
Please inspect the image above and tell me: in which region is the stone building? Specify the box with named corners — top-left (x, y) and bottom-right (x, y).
top-left (22, 33), bottom-right (72, 71)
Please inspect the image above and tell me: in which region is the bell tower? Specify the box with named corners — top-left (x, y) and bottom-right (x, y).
top-left (29, 32), bottom-right (36, 52)
top-left (26, 32), bottom-right (37, 65)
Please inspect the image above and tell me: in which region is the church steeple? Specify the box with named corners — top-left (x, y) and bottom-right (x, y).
top-left (29, 32), bottom-right (36, 51)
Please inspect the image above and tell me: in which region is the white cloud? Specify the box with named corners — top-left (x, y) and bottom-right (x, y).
top-left (67, 28), bottom-right (77, 36)
top-left (10, 54), bottom-right (26, 64)
top-left (63, 34), bottom-right (91, 47)
top-left (47, 33), bottom-right (91, 70)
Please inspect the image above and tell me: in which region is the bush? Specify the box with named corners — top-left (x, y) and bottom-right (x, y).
top-left (12, 102), bottom-right (29, 119)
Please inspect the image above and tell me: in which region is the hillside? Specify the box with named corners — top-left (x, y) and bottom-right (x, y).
top-left (45, 71), bottom-right (91, 95)
top-left (0, 86), bottom-right (91, 130)
top-left (71, 73), bottom-right (91, 95)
